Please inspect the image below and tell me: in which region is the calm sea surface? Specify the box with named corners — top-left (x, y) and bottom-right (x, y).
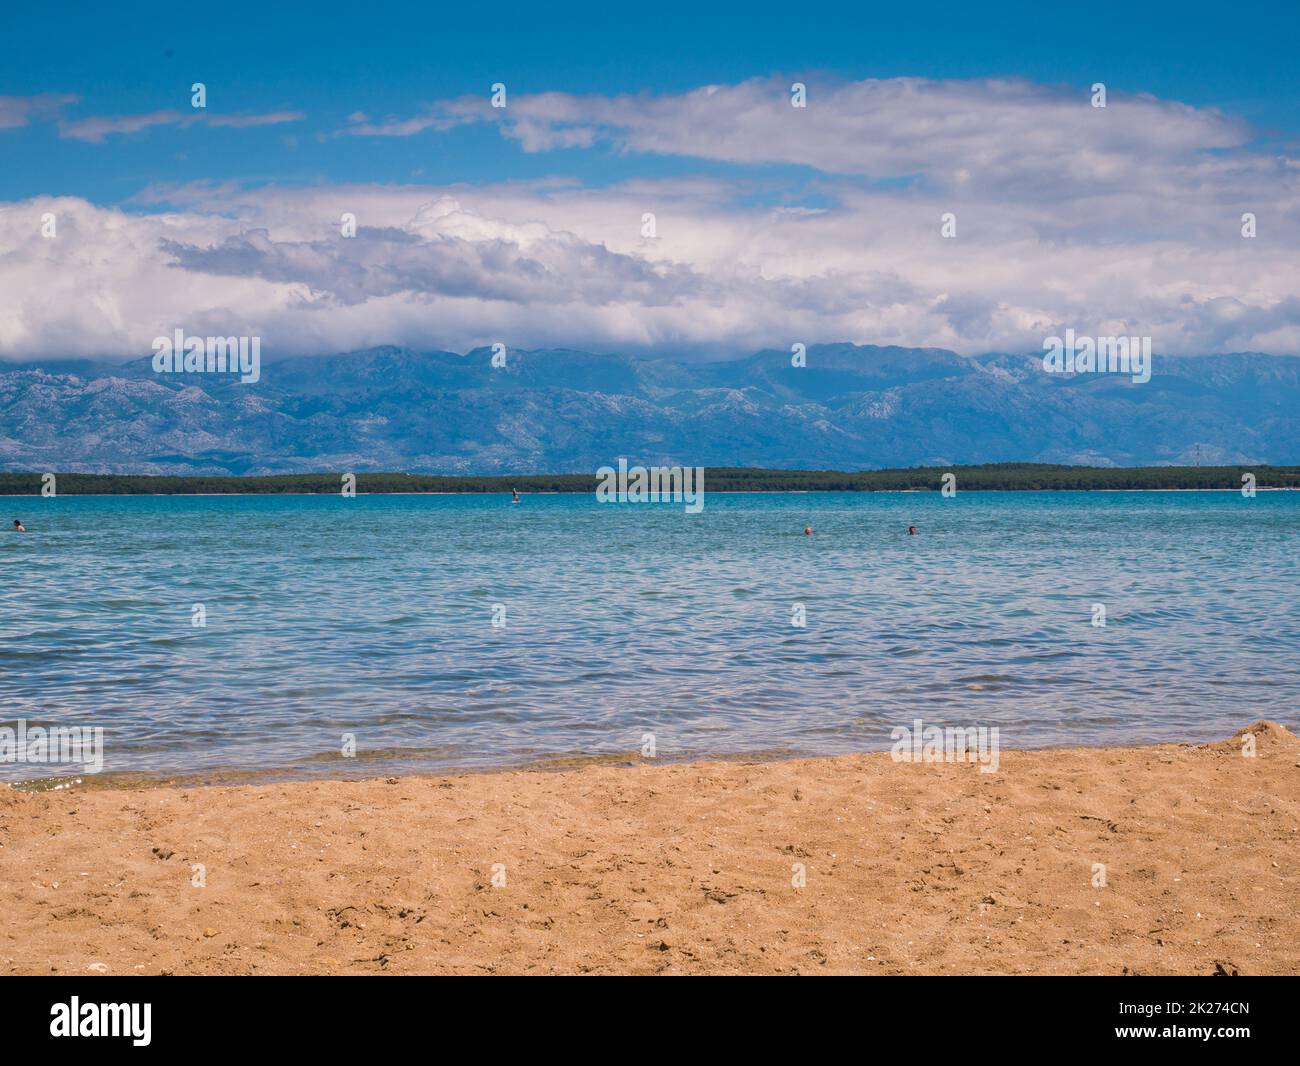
top-left (2, 491), bottom-right (1297, 784)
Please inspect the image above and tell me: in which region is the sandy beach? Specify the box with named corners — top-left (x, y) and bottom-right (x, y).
top-left (2, 721), bottom-right (1296, 976)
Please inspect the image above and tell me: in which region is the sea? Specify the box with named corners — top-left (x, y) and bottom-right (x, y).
top-left (1, 490), bottom-right (1296, 784)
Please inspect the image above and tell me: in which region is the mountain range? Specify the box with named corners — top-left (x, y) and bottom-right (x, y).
top-left (0, 344), bottom-right (1296, 475)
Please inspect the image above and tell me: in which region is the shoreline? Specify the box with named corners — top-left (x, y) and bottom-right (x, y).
top-left (3, 487), bottom-right (1297, 498)
top-left (5, 462), bottom-right (1298, 497)
top-left (4, 721), bottom-right (1296, 975)
top-left (4, 722), bottom-right (1285, 792)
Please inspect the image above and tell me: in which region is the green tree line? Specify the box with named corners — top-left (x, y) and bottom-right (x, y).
top-left (1, 464), bottom-right (1297, 494)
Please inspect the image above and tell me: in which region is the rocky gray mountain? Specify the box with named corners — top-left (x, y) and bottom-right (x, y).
top-left (0, 344), bottom-right (1296, 474)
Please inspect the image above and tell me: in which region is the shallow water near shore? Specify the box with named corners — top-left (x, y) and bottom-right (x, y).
top-left (2, 490), bottom-right (1297, 784)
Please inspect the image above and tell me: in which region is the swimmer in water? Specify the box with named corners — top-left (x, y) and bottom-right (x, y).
top-left (13, 519), bottom-right (25, 531)
top-left (908, 526), bottom-right (917, 535)
top-left (803, 526), bottom-right (813, 536)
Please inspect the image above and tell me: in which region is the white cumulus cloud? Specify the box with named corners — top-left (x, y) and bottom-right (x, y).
top-left (1, 77), bottom-right (1297, 360)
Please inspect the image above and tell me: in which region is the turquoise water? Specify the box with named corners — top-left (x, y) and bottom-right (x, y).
top-left (1, 491), bottom-right (1297, 783)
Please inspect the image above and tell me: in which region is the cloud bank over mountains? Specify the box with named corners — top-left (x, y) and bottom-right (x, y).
top-left (1, 76), bottom-right (1297, 360)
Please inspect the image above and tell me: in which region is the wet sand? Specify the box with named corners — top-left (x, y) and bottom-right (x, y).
top-left (2, 721), bottom-right (1297, 975)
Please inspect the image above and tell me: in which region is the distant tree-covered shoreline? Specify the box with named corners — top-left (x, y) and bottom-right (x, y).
top-left (1, 464), bottom-right (1297, 495)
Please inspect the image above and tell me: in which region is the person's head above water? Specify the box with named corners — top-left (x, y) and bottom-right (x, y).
top-left (908, 526), bottom-right (917, 535)
top-left (13, 519), bottom-right (25, 530)
top-left (803, 526), bottom-right (813, 535)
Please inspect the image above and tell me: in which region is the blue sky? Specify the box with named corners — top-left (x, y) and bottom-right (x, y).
top-left (1, 1), bottom-right (1297, 361)
top-left (4, 0), bottom-right (1298, 202)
